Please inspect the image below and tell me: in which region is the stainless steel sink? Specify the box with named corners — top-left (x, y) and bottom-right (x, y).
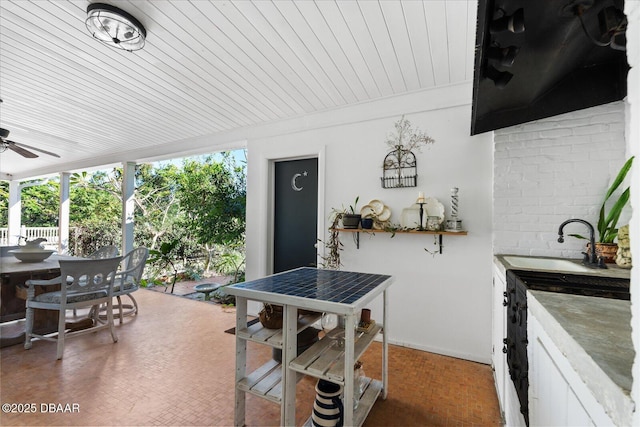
top-left (502, 256), bottom-right (591, 273)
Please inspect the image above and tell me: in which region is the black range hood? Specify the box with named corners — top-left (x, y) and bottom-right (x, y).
top-left (471, 0), bottom-right (629, 135)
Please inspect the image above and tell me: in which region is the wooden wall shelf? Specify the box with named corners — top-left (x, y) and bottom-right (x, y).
top-left (334, 228), bottom-right (468, 254)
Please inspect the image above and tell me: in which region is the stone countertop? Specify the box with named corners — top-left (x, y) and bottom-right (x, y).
top-left (528, 291), bottom-right (634, 427)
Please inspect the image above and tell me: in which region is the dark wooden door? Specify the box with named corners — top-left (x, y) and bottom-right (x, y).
top-left (273, 158), bottom-right (318, 273)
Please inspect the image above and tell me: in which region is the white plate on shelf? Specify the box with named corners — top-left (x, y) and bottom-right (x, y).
top-left (360, 205), bottom-right (376, 219)
top-left (401, 207), bottom-right (421, 228)
top-left (424, 197), bottom-right (445, 224)
top-left (368, 199), bottom-right (385, 215)
top-left (377, 206), bottom-right (391, 222)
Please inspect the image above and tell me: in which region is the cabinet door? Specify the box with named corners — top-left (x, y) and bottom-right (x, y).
top-left (492, 264), bottom-right (507, 408)
top-left (567, 389), bottom-right (594, 427)
top-left (529, 318), bottom-right (593, 427)
top-left (531, 337), bottom-right (569, 426)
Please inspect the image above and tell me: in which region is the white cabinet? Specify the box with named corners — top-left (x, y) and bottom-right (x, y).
top-left (491, 263), bottom-right (507, 406)
top-left (492, 260), bottom-right (526, 427)
top-left (528, 310), bottom-right (611, 426)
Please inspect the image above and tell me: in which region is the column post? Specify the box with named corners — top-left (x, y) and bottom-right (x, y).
top-left (58, 172), bottom-right (70, 254)
top-left (7, 180), bottom-right (21, 245)
top-left (122, 162), bottom-right (136, 254)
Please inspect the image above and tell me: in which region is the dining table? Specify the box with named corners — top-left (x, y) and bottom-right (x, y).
top-left (0, 253), bottom-right (81, 347)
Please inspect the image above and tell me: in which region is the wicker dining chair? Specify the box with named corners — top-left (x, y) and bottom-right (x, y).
top-left (70, 245), bottom-right (120, 317)
top-left (89, 245), bottom-right (119, 259)
top-left (112, 247), bottom-right (149, 323)
top-left (24, 257), bottom-right (122, 359)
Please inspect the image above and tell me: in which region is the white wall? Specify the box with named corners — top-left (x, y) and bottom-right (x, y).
top-left (493, 102), bottom-right (630, 259)
top-left (246, 82), bottom-right (494, 363)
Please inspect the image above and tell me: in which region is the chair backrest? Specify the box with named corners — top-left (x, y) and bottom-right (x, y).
top-left (59, 257), bottom-right (122, 297)
top-left (89, 245), bottom-right (119, 259)
top-left (120, 247), bottom-right (149, 283)
top-left (0, 245), bottom-right (20, 257)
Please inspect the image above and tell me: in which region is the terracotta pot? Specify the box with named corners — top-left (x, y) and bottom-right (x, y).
top-left (587, 242), bottom-right (618, 264)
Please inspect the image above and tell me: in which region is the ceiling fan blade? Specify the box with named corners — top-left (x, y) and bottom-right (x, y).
top-left (11, 140), bottom-right (61, 158)
top-left (5, 141), bottom-right (38, 158)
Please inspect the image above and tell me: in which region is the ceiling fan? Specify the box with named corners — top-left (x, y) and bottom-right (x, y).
top-left (0, 128), bottom-right (60, 159)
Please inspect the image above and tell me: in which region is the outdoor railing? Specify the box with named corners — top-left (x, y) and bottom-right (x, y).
top-left (0, 227), bottom-right (59, 249)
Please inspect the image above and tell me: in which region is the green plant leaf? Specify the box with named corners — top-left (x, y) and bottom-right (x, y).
top-left (568, 233), bottom-right (588, 240)
top-left (603, 156), bottom-right (634, 202)
top-left (599, 187), bottom-right (630, 242)
top-left (349, 196), bottom-right (359, 214)
top-left (596, 156), bottom-right (633, 243)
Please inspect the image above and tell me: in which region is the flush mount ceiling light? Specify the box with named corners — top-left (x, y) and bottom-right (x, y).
top-left (85, 3), bottom-right (146, 52)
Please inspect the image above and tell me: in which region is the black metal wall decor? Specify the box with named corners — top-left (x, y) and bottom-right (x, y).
top-left (381, 148), bottom-right (417, 188)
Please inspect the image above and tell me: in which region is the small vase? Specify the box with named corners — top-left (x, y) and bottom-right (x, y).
top-left (361, 218), bottom-right (374, 229)
top-left (312, 379), bottom-right (343, 427)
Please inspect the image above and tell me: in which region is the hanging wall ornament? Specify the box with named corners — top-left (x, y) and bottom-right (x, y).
top-left (381, 148), bottom-right (417, 188)
top-left (380, 115), bottom-right (435, 189)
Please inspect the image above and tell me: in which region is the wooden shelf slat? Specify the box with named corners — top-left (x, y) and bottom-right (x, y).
top-left (238, 359), bottom-right (282, 403)
top-left (335, 228), bottom-right (467, 236)
top-left (289, 323), bottom-right (383, 384)
top-left (236, 312), bottom-right (322, 348)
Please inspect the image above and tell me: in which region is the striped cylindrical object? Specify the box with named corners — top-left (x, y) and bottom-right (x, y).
top-left (311, 379), bottom-right (343, 427)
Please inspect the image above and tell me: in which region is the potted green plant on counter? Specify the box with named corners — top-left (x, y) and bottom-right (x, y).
top-left (570, 156), bottom-right (634, 262)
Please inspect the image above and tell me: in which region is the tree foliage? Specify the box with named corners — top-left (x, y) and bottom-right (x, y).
top-left (2, 151), bottom-right (247, 282)
top-left (178, 153), bottom-right (246, 246)
top-left (0, 181), bottom-right (8, 226)
top-left (21, 180), bottom-right (59, 226)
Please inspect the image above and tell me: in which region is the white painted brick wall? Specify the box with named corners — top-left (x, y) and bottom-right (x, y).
top-left (493, 101), bottom-right (630, 258)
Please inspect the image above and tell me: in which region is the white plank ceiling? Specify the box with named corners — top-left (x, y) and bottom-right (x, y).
top-left (0, 0), bottom-right (477, 180)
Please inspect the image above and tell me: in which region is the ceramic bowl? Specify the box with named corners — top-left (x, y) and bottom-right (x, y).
top-left (9, 249), bottom-right (55, 263)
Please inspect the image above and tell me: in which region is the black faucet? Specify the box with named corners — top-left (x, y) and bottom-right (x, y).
top-left (557, 219), bottom-right (607, 268)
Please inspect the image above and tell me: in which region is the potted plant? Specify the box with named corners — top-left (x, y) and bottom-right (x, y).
top-left (341, 196), bottom-right (361, 229)
top-left (571, 156), bottom-right (634, 262)
top-left (318, 209), bottom-right (344, 270)
top-left (318, 197), bottom-right (364, 269)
